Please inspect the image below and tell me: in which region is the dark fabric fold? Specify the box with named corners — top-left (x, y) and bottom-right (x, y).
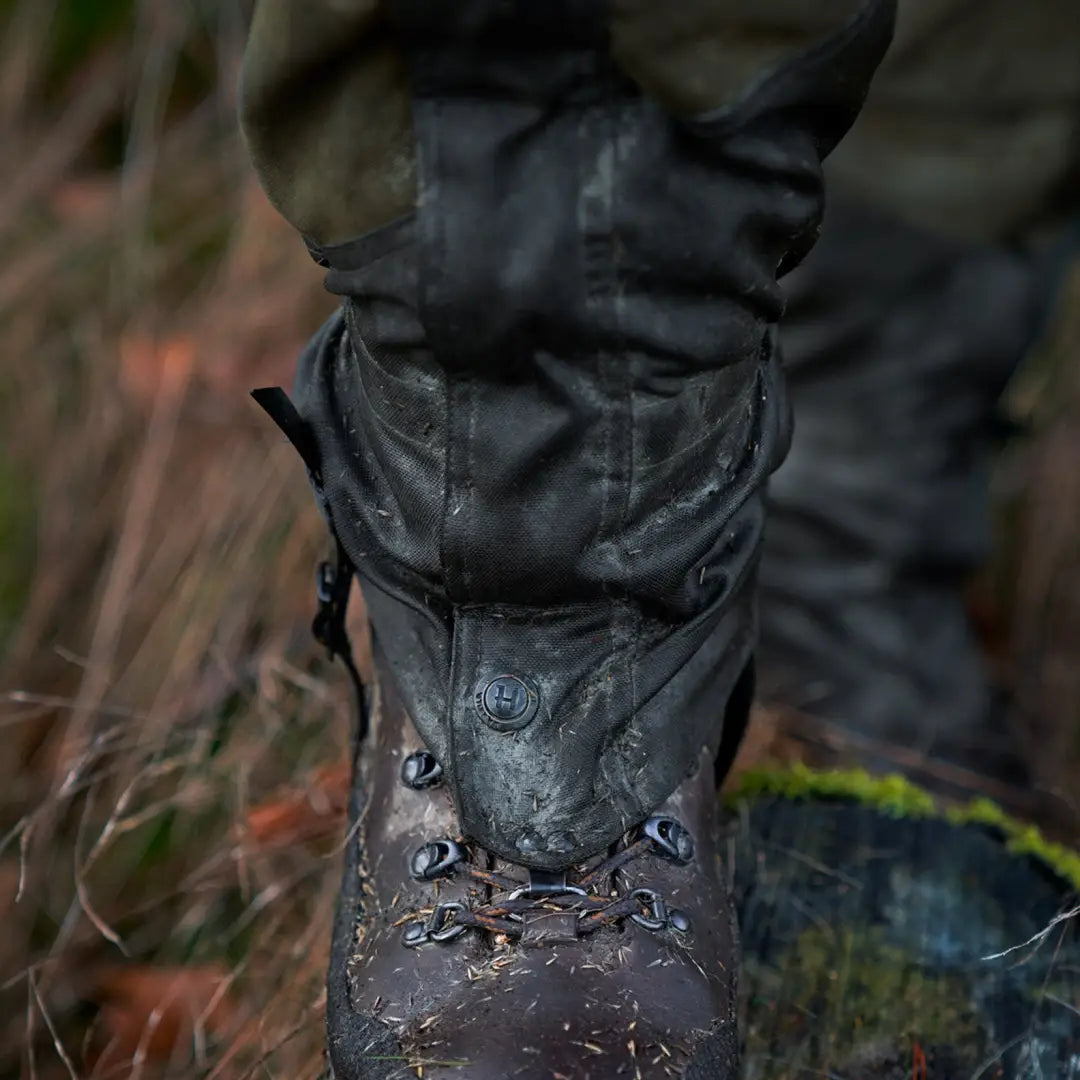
top-left (288, 0), bottom-right (895, 867)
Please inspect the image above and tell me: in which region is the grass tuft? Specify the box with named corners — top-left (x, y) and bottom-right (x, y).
top-left (1, 2), bottom-right (343, 1075)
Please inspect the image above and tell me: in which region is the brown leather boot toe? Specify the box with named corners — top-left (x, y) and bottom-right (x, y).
top-left (326, 667), bottom-right (739, 1080)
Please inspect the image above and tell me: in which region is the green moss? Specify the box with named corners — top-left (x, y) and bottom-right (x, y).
top-left (746, 925), bottom-right (985, 1075)
top-left (727, 765), bottom-right (1080, 894)
top-left (946, 797), bottom-right (1080, 893)
top-left (729, 763), bottom-right (937, 819)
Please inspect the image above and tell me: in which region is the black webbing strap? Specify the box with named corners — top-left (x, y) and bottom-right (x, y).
top-left (250, 387), bottom-right (322, 483)
top-left (251, 387), bottom-right (371, 742)
top-left (312, 538), bottom-right (369, 742)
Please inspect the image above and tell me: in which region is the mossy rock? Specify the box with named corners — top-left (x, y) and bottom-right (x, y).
top-left (728, 786), bottom-right (1080, 1079)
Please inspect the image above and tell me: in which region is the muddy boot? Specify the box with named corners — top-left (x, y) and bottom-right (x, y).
top-left (315, 643), bottom-right (756, 1080)
top-left (249, 2), bottom-right (893, 1076)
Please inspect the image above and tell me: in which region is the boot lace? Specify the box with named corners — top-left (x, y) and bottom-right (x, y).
top-left (398, 814), bottom-right (695, 948)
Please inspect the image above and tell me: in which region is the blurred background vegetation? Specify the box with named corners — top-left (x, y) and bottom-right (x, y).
top-left (0, 2), bottom-right (361, 1075)
top-left (0, 2), bottom-right (1077, 1077)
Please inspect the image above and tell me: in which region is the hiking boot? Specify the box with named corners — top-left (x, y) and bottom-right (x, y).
top-left (248, 2), bottom-right (892, 1075)
top-left (322, 652), bottom-right (753, 1080)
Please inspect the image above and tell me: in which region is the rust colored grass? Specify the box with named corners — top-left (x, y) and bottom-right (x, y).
top-left (1, 4), bottom-right (1078, 1079)
top-left (0, 3), bottom-right (345, 1076)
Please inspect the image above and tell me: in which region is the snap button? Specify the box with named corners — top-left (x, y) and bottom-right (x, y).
top-left (475, 673), bottom-right (539, 732)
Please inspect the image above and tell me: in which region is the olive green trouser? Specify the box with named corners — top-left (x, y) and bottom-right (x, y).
top-left (240, 0), bottom-right (1080, 253)
top-left (239, 0), bottom-right (866, 248)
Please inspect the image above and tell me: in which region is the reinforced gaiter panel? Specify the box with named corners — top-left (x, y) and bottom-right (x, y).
top-left (290, 0), bottom-right (895, 869)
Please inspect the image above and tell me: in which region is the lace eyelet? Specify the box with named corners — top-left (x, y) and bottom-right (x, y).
top-left (428, 901), bottom-right (470, 942)
top-left (668, 908), bottom-right (693, 934)
top-left (401, 921), bottom-right (429, 948)
top-left (409, 838), bottom-right (465, 881)
top-left (400, 749), bottom-right (444, 790)
top-left (629, 888), bottom-right (669, 931)
top-left (642, 816), bottom-right (695, 864)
